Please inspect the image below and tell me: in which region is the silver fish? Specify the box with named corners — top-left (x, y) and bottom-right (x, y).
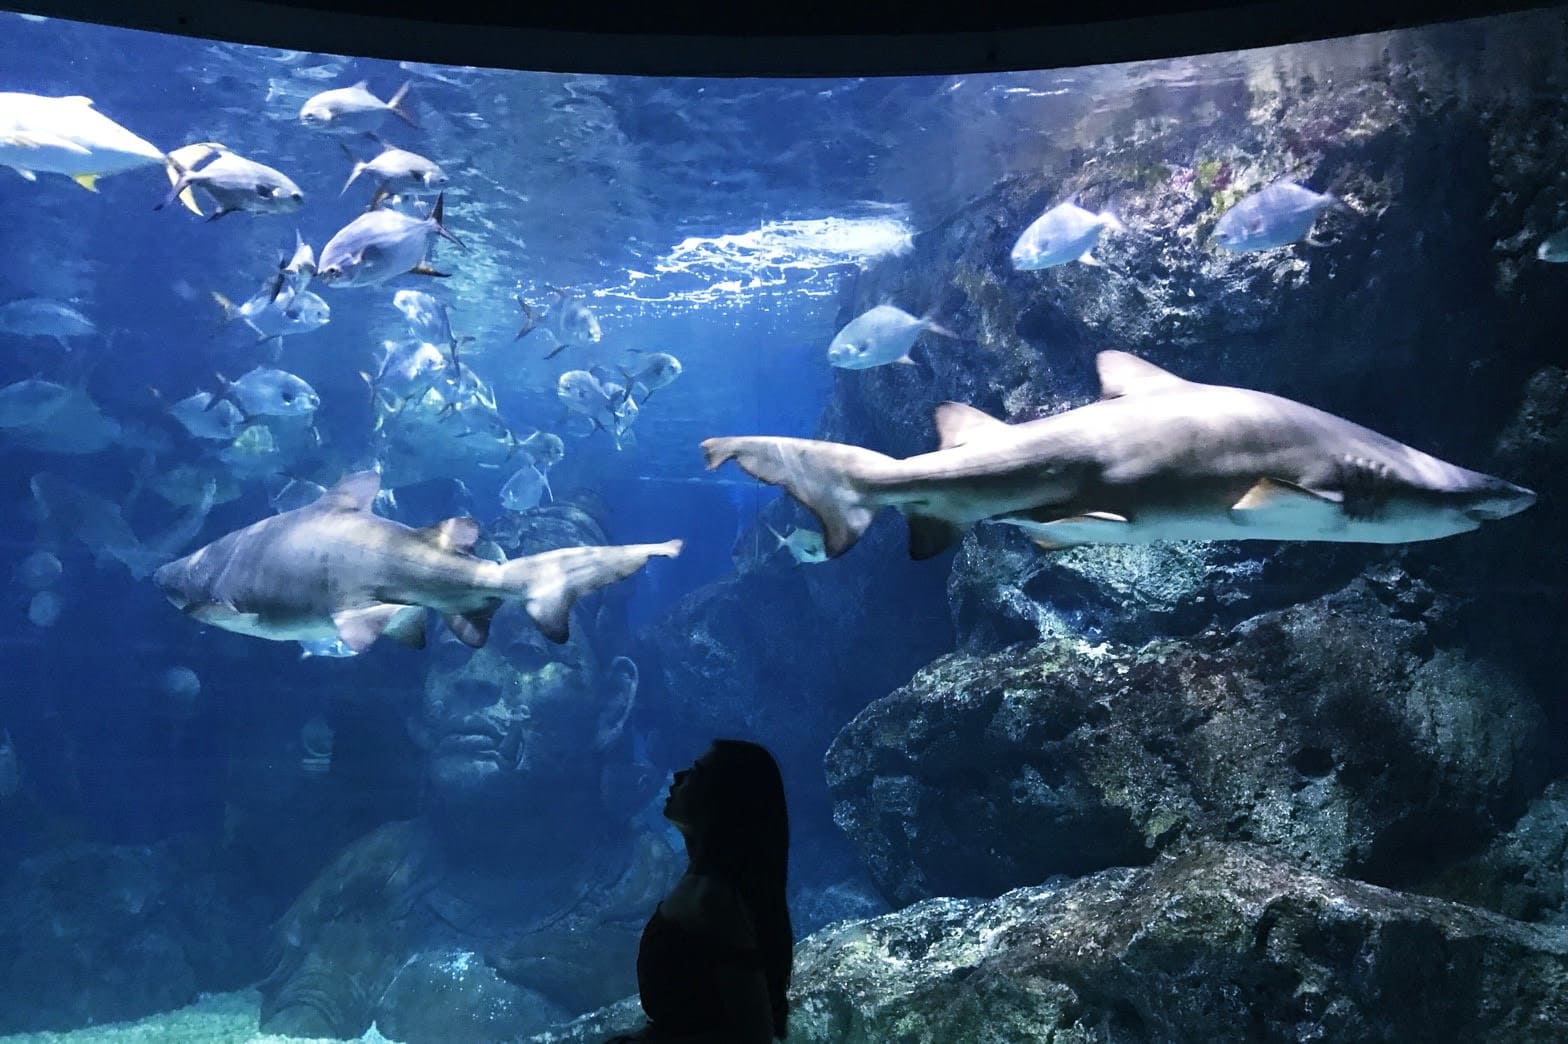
top-left (31, 472), bottom-right (215, 580)
top-left (298, 637), bottom-right (358, 659)
top-left (1010, 200), bottom-right (1125, 270)
top-left (827, 304), bottom-right (954, 370)
top-left (6, 383), bottom-right (122, 454)
top-left (1212, 179), bottom-right (1345, 252)
top-left (273, 231), bottom-right (317, 311)
top-left (766, 523), bottom-right (829, 565)
top-left (0, 298), bottom-right (95, 348)
top-left (0, 378), bottom-right (71, 428)
top-left (298, 80), bottom-right (416, 133)
top-left (703, 351), bottom-right (1536, 559)
top-left (212, 280), bottom-right (330, 344)
top-left (627, 352), bottom-right (683, 399)
top-left (1535, 228), bottom-right (1568, 263)
top-left (153, 470), bottom-right (682, 650)
top-left (170, 391), bottom-right (246, 440)
top-left (343, 141), bottom-right (447, 202)
top-left (517, 286), bottom-right (602, 356)
top-left (317, 193), bottom-right (465, 288)
top-left (28, 590), bottom-right (62, 627)
top-left (392, 289), bottom-right (466, 368)
top-left (158, 142), bottom-right (304, 220)
top-left (558, 369), bottom-right (636, 448)
top-left (218, 367), bottom-right (320, 417)
top-left (518, 431), bottom-right (565, 469)
top-left (500, 463), bottom-right (552, 512)
top-left (15, 550), bottom-right (62, 590)
top-left (0, 92), bottom-right (163, 190)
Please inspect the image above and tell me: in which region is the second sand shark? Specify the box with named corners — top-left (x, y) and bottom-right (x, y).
top-left (702, 351), bottom-right (1536, 560)
top-left (153, 471), bottom-right (681, 652)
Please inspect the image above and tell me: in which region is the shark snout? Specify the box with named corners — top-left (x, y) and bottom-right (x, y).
top-left (1466, 479), bottom-right (1537, 521)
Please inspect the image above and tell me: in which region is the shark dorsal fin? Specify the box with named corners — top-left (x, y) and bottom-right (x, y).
top-left (317, 471), bottom-right (381, 512)
top-left (933, 402), bottom-right (1010, 450)
top-left (421, 516), bottom-right (481, 554)
top-left (1096, 351), bottom-right (1190, 400)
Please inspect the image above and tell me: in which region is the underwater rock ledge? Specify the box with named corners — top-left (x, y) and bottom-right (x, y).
top-left (828, 571), bottom-right (1549, 907)
top-left (527, 841), bottom-right (1568, 1044)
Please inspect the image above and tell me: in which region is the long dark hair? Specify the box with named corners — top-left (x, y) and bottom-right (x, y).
top-left (703, 738), bottom-right (793, 1038)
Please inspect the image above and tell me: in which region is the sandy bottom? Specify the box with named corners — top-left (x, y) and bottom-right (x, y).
top-left (0, 990), bottom-right (397, 1043)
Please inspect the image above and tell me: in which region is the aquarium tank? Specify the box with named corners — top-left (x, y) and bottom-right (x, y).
top-left (0, 3), bottom-right (1566, 1042)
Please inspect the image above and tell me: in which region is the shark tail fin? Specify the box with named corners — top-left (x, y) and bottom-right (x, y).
top-left (701, 436), bottom-right (886, 558)
top-left (501, 540), bottom-right (683, 644)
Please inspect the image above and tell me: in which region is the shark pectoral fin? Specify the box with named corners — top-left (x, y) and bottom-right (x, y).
top-left (385, 606), bottom-right (428, 649)
top-left (418, 516), bottom-right (480, 554)
top-left (1016, 510), bottom-right (1132, 551)
top-left (316, 471), bottom-right (381, 512)
top-left (907, 514), bottom-right (963, 560)
top-left (443, 605), bottom-right (497, 648)
top-left (332, 603), bottom-right (416, 654)
top-left (1230, 478), bottom-right (1344, 528)
top-left (932, 401), bottom-right (1010, 450)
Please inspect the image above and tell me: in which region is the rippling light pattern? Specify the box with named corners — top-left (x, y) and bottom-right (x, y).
top-left (603, 208), bottom-right (916, 308)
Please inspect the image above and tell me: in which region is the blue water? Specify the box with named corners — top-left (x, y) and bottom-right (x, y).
top-left (1, 7), bottom-right (1563, 1041)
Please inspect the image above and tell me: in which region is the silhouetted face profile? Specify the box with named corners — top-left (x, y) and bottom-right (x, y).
top-left (664, 746), bottom-right (719, 832)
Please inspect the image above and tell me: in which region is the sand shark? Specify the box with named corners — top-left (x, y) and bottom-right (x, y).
top-left (152, 471), bottom-right (681, 651)
top-left (702, 351), bottom-right (1536, 560)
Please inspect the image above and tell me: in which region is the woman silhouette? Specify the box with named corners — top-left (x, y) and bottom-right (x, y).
top-left (608, 739), bottom-right (793, 1043)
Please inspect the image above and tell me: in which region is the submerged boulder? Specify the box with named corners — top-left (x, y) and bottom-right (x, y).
top-left (828, 574), bottom-right (1548, 906)
top-left (527, 843), bottom-right (1568, 1044)
top-left (784, 842), bottom-right (1568, 1043)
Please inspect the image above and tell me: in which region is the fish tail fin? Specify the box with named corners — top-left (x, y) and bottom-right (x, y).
top-left (1324, 191), bottom-right (1358, 216)
top-left (921, 314), bottom-right (958, 339)
top-left (429, 192), bottom-right (467, 251)
top-left (764, 522), bottom-right (788, 550)
top-left (515, 297), bottom-right (538, 341)
top-left (501, 540), bottom-right (683, 643)
top-left (340, 158), bottom-right (366, 196)
top-left (386, 81), bottom-right (418, 128)
top-left (701, 436), bottom-right (886, 557)
top-left (161, 150), bottom-right (205, 216)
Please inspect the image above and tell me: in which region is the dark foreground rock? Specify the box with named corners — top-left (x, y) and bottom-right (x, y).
top-left (528, 843), bottom-right (1568, 1044)
top-left (829, 573), bottom-right (1549, 906)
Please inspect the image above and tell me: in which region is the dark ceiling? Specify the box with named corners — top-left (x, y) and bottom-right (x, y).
top-left (3, 0), bottom-right (1553, 74)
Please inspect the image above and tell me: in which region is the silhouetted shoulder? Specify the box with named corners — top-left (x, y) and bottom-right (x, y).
top-left (659, 873), bottom-right (759, 953)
